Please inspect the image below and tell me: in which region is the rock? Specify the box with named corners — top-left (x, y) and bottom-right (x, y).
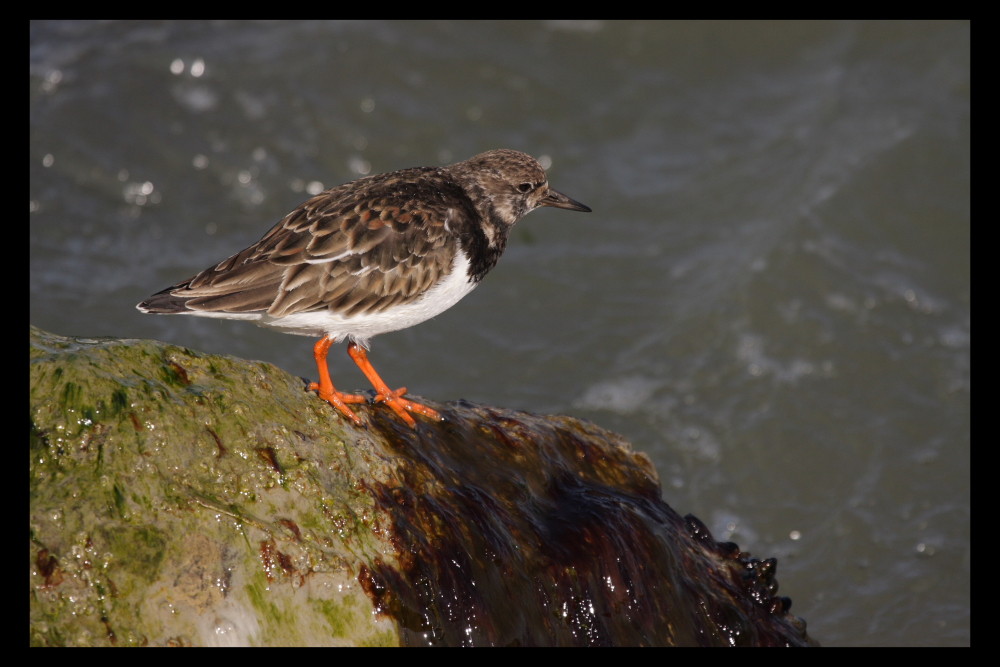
top-left (29, 326), bottom-right (815, 646)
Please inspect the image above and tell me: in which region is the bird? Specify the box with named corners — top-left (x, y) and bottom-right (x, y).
top-left (137, 149), bottom-right (591, 428)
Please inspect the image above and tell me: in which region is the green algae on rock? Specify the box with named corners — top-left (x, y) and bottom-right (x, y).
top-left (29, 326), bottom-right (815, 646)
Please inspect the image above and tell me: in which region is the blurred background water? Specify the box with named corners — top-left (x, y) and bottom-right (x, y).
top-left (29, 20), bottom-right (969, 646)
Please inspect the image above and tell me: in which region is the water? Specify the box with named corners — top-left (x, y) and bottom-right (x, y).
top-left (30, 20), bottom-right (970, 646)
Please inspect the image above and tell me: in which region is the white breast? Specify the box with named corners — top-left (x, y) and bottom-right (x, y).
top-left (256, 250), bottom-right (479, 347)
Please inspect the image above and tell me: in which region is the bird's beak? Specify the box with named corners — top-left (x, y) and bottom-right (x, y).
top-left (540, 188), bottom-right (592, 213)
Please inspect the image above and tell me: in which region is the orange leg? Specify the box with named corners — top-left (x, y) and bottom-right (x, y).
top-left (347, 341), bottom-right (442, 428)
top-left (308, 336), bottom-right (367, 426)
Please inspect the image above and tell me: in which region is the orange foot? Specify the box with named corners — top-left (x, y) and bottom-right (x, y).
top-left (309, 336), bottom-right (442, 428)
top-left (348, 341), bottom-right (442, 428)
top-left (370, 386), bottom-right (443, 428)
top-left (308, 380), bottom-right (367, 426)
top-left (309, 336), bottom-right (367, 426)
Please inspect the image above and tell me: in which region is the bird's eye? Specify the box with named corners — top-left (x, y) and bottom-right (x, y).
top-left (517, 183), bottom-right (534, 193)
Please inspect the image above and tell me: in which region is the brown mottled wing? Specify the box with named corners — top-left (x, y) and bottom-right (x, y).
top-left (153, 168), bottom-right (472, 318)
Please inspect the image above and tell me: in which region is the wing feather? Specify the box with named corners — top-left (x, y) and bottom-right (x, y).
top-left (148, 168), bottom-right (475, 319)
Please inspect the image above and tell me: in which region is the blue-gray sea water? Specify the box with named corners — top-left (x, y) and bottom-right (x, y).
top-left (30, 20), bottom-right (969, 646)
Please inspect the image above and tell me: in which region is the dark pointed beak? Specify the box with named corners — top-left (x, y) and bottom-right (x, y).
top-left (540, 187), bottom-right (592, 213)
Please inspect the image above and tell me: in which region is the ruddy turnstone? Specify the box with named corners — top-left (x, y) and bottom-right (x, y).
top-left (137, 149), bottom-right (591, 427)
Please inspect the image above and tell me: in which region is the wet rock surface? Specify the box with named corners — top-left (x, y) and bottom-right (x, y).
top-left (29, 326), bottom-right (815, 646)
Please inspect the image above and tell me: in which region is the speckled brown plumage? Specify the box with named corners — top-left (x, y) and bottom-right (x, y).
top-left (137, 149), bottom-right (590, 427)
